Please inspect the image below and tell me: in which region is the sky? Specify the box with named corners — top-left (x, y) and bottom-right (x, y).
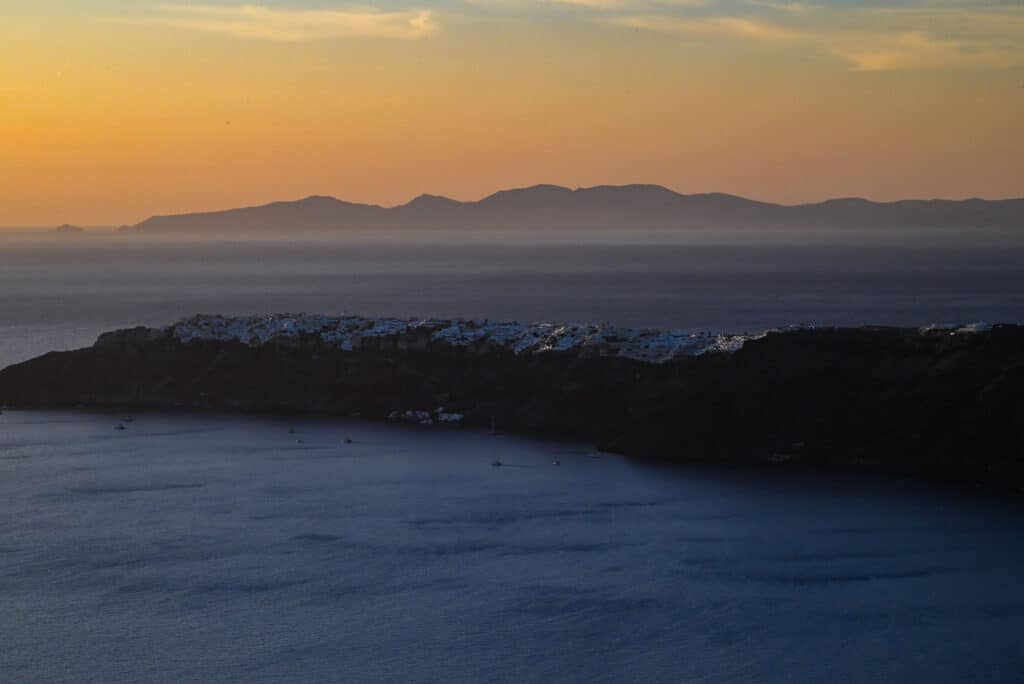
top-left (1, 0), bottom-right (1022, 226)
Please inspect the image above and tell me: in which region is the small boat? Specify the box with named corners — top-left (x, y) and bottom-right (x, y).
top-left (287, 428), bottom-right (296, 435)
top-left (296, 439), bottom-right (303, 444)
top-left (343, 436), bottom-right (353, 444)
top-left (491, 459), bottom-right (502, 468)
top-left (114, 423), bottom-right (126, 431)
top-left (552, 459), bottom-right (560, 466)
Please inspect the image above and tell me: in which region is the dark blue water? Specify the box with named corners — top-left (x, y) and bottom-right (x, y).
top-left (2, 229), bottom-right (1023, 681)
top-left (1, 410), bottom-right (1022, 683)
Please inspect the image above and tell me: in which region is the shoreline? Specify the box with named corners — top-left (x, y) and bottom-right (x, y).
top-left (7, 406), bottom-right (1023, 504)
top-left (2, 316), bottom-right (1022, 492)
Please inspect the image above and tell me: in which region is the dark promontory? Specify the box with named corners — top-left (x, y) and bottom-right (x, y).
top-left (1, 315), bottom-right (1021, 491)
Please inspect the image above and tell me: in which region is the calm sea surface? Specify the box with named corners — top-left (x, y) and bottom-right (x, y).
top-left (2, 229), bottom-right (1023, 681)
top-left (1, 228), bottom-right (1023, 368)
top-left (1, 410), bottom-right (1022, 683)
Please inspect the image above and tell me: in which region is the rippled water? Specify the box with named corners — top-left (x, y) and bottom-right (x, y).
top-left (3, 229), bottom-right (1023, 681)
top-left (1, 410), bottom-right (1022, 683)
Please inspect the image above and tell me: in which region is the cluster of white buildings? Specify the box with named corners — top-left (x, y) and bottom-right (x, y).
top-left (169, 313), bottom-right (764, 363)
top-left (917, 322), bottom-right (994, 335)
top-left (388, 409), bottom-right (466, 425)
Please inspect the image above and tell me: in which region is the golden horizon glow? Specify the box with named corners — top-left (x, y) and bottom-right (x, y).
top-left (1, 1), bottom-right (1022, 226)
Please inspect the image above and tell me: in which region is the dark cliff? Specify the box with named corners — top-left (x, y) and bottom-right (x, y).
top-left (1, 324), bottom-right (1022, 490)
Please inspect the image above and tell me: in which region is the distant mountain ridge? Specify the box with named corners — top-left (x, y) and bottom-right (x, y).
top-left (53, 224), bottom-right (85, 234)
top-left (126, 184), bottom-right (1024, 233)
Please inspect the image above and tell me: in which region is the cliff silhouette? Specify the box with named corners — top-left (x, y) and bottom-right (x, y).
top-left (2, 319), bottom-right (1022, 491)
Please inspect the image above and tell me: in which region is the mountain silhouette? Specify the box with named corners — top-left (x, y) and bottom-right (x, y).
top-left (126, 184), bottom-right (1024, 233)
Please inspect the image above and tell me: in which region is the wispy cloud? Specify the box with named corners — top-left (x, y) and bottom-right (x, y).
top-left (745, 0), bottom-right (815, 15)
top-left (603, 3), bottom-right (1024, 70)
top-left (462, 0), bottom-right (712, 9)
top-left (108, 4), bottom-right (438, 41)
top-left (606, 14), bottom-right (800, 41)
top-left (557, 0), bottom-right (712, 6)
top-left (104, 2), bottom-right (1024, 68)
top-left (829, 29), bottom-right (1024, 71)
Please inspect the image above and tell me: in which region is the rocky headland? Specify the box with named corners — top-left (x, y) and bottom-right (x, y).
top-left (1, 314), bottom-right (1021, 490)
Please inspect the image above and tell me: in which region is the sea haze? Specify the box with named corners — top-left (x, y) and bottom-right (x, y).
top-left (1, 226), bottom-right (1023, 369)
top-left (1, 410), bottom-right (1022, 683)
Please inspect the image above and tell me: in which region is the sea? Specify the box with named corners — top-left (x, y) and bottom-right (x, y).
top-left (2, 227), bottom-right (1024, 368)
top-left (1, 227), bottom-right (1023, 682)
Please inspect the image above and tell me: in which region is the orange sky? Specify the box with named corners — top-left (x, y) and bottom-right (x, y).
top-left (2, 2), bottom-right (1022, 226)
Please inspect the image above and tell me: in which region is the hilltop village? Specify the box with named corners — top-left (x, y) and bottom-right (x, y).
top-left (169, 314), bottom-right (759, 364)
